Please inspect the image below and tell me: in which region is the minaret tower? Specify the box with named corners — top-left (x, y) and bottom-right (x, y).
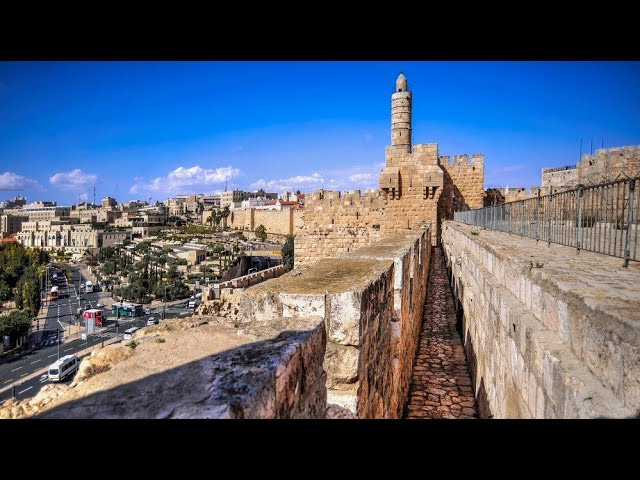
top-left (391, 72), bottom-right (412, 151)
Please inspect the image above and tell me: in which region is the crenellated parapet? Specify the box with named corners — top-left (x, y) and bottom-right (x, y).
top-left (440, 153), bottom-right (484, 171)
top-left (439, 152), bottom-right (485, 222)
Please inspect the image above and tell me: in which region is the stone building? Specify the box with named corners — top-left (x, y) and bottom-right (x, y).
top-left (295, 73), bottom-right (485, 265)
top-left (0, 196), bottom-right (26, 209)
top-left (221, 190), bottom-right (244, 209)
top-left (16, 222), bottom-right (131, 254)
top-left (115, 212), bottom-right (164, 237)
top-left (4, 205), bottom-right (71, 223)
top-left (0, 213), bottom-right (28, 239)
top-left (102, 196), bottom-right (117, 208)
top-left (541, 165), bottom-right (578, 194)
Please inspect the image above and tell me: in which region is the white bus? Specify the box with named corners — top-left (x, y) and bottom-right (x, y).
top-left (85, 281), bottom-right (93, 293)
top-left (48, 355), bottom-right (78, 382)
top-left (123, 327), bottom-right (138, 340)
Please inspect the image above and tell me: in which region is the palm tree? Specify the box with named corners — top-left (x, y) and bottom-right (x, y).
top-left (220, 206), bottom-right (230, 230)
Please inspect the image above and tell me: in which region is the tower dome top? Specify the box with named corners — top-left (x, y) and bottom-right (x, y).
top-left (396, 72), bottom-right (408, 92)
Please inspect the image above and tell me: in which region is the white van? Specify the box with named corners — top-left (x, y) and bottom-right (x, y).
top-left (123, 327), bottom-right (138, 340)
top-left (48, 355), bottom-right (78, 382)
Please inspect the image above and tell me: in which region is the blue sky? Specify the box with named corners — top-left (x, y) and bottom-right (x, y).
top-left (1, 61), bottom-right (639, 205)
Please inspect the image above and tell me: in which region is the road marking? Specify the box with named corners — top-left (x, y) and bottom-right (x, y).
top-left (30, 359), bottom-right (41, 364)
top-left (18, 386), bottom-right (33, 395)
top-left (64, 348), bottom-right (73, 353)
top-left (20, 372), bottom-right (27, 377)
top-left (3, 379), bottom-right (13, 384)
top-left (11, 366), bottom-right (22, 372)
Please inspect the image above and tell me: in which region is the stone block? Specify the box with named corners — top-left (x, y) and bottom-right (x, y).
top-left (621, 341), bottom-right (640, 411)
top-left (328, 291), bottom-right (362, 346)
top-left (583, 317), bottom-right (623, 398)
top-left (324, 342), bottom-right (359, 388)
top-left (280, 293), bottom-right (325, 319)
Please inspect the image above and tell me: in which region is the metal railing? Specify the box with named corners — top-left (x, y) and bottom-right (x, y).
top-left (454, 176), bottom-right (639, 267)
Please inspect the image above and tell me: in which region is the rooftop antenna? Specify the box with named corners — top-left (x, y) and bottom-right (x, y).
top-left (590, 137), bottom-right (593, 156)
top-left (93, 185), bottom-right (96, 207)
top-left (225, 174), bottom-right (228, 192)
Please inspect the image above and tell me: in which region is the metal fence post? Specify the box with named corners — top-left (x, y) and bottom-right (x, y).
top-left (577, 186), bottom-right (584, 254)
top-left (492, 202), bottom-right (496, 230)
top-left (521, 201), bottom-right (525, 236)
top-left (547, 196), bottom-right (552, 246)
top-left (623, 179), bottom-right (636, 268)
top-left (536, 194), bottom-right (541, 242)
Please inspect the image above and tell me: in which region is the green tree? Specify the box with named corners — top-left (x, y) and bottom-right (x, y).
top-left (255, 224), bottom-right (267, 242)
top-left (0, 309), bottom-right (32, 349)
top-left (220, 206), bottom-right (230, 230)
top-left (0, 278), bottom-right (11, 301)
top-left (282, 235), bottom-right (294, 271)
top-left (102, 260), bottom-right (117, 275)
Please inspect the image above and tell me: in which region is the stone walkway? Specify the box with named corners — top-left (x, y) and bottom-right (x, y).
top-left (404, 247), bottom-right (478, 419)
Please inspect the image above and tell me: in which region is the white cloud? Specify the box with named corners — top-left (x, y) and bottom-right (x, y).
top-left (349, 173), bottom-right (374, 183)
top-left (250, 173), bottom-right (325, 192)
top-left (130, 165), bottom-right (242, 196)
top-left (251, 163), bottom-right (383, 194)
top-left (77, 192), bottom-right (89, 202)
top-left (50, 169), bottom-right (98, 190)
top-left (231, 145), bottom-right (244, 153)
top-left (0, 171), bottom-right (41, 190)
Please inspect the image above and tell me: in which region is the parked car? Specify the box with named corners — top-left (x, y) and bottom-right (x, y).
top-left (146, 318), bottom-right (158, 326)
top-left (144, 308), bottom-right (151, 315)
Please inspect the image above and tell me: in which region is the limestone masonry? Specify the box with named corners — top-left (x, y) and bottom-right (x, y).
top-left (295, 73), bottom-right (484, 266)
top-left (488, 145), bottom-right (640, 204)
top-left (6, 73), bottom-right (637, 419)
top-left (442, 222), bottom-right (640, 418)
top-left (233, 228), bottom-right (431, 417)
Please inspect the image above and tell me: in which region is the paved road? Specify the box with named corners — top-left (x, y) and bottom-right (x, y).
top-left (0, 265), bottom-right (192, 405)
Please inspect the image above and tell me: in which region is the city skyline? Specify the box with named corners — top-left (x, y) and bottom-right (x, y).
top-left (1, 61), bottom-right (639, 205)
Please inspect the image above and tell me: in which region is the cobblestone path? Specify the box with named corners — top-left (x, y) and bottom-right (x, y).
top-left (404, 247), bottom-right (478, 419)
